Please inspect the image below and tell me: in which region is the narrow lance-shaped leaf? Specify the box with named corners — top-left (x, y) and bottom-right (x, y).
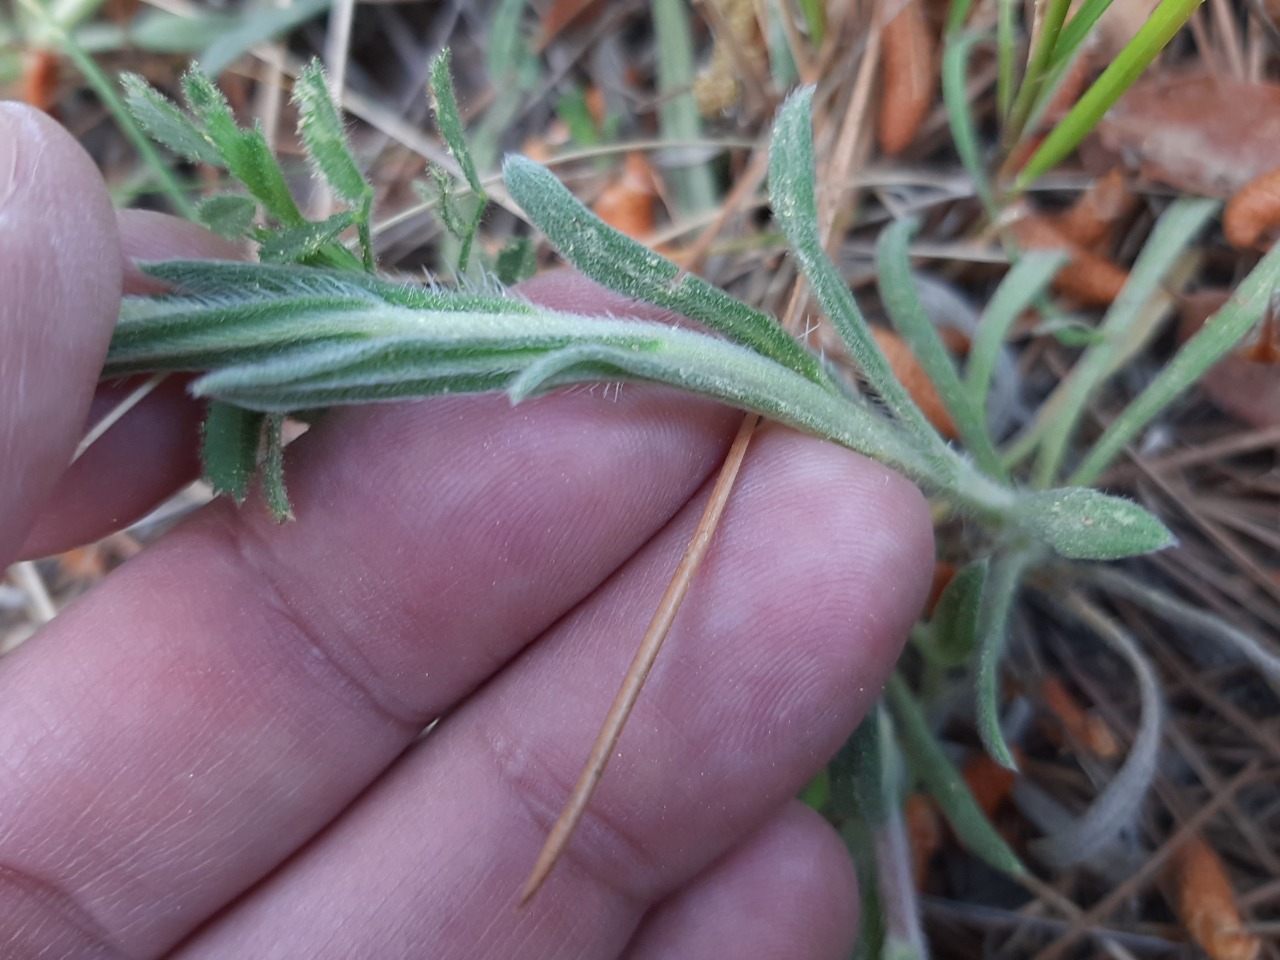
top-left (768, 88), bottom-right (950, 453)
top-left (967, 251), bottom-right (1067, 411)
top-left (1072, 235), bottom-right (1280, 486)
top-left (975, 550), bottom-right (1034, 769)
top-left (928, 558), bottom-right (987, 666)
top-left (428, 49), bottom-right (487, 272)
top-left (201, 402), bottom-right (264, 502)
top-left (876, 218), bottom-right (1006, 479)
top-left (181, 67), bottom-right (305, 227)
top-left (121, 72), bottom-right (223, 167)
top-left (293, 60), bottom-right (371, 206)
top-left (503, 155), bottom-right (829, 386)
top-left (887, 673), bottom-right (1026, 876)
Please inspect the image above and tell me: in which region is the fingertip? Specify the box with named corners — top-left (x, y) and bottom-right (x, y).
top-left (0, 102), bottom-right (121, 562)
top-left (625, 802), bottom-right (859, 960)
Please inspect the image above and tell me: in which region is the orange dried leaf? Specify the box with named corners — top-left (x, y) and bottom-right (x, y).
top-left (904, 792), bottom-right (943, 890)
top-left (57, 546), bottom-right (107, 582)
top-left (536, 0), bottom-right (604, 49)
top-left (1053, 169), bottom-right (1137, 249)
top-left (21, 49), bottom-right (60, 113)
top-left (962, 751), bottom-right (1018, 818)
top-left (878, 0), bottom-right (936, 156)
top-left (1165, 834), bottom-right (1261, 960)
top-left (592, 152), bottom-right (658, 240)
top-left (1224, 164), bottom-right (1280, 250)
top-left (1038, 675), bottom-right (1120, 759)
top-left (925, 560), bottom-right (958, 617)
top-left (1010, 213), bottom-right (1129, 307)
top-left (870, 326), bottom-right (958, 438)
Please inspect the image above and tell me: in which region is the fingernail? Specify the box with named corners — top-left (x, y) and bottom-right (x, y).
top-left (0, 103), bottom-right (28, 213)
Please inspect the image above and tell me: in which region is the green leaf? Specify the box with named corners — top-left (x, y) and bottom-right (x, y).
top-left (256, 211), bottom-right (357, 264)
top-left (968, 251), bottom-right (1067, 413)
top-left (429, 49), bottom-right (485, 199)
top-left (293, 60), bottom-right (372, 207)
top-left (182, 67), bottom-right (305, 227)
top-left (196, 194), bottom-right (258, 240)
top-left (1015, 488), bottom-right (1174, 560)
top-left (928, 558), bottom-right (987, 666)
top-left (1030, 197), bottom-right (1217, 487)
top-left (941, 33), bottom-right (996, 213)
top-left (262, 414), bottom-right (293, 521)
top-left (975, 550), bottom-right (1033, 769)
top-left (876, 218), bottom-right (1005, 479)
top-left (652, 0), bottom-right (717, 213)
top-left (121, 72), bottom-right (222, 167)
top-left (828, 707), bottom-right (894, 824)
top-left (428, 49), bottom-right (487, 272)
top-left (502, 154), bottom-right (828, 385)
top-left (1072, 234), bottom-right (1280, 486)
top-left (768, 89), bottom-right (948, 449)
top-left (887, 673), bottom-right (1025, 875)
top-left (1014, 0), bottom-right (1207, 189)
top-left (201, 402), bottom-right (263, 502)
top-left (495, 235), bottom-right (538, 285)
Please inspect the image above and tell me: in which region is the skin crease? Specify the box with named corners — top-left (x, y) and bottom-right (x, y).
top-left (0, 101), bottom-right (934, 959)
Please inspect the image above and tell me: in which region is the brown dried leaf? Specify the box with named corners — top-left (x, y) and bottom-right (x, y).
top-left (870, 326), bottom-right (958, 438)
top-left (1096, 73), bottom-right (1280, 197)
top-left (1053, 169), bottom-right (1138, 249)
top-left (1224, 164), bottom-right (1280, 250)
top-left (592, 151), bottom-right (658, 240)
top-left (1038, 675), bottom-right (1121, 759)
top-left (962, 751), bottom-right (1018, 818)
top-left (1010, 213), bottom-right (1129, 307)
top-left (904, 793), bottom-right (943, 890)
top-left (878, 0), bottom-right (936, 156)
top-left (1165, 834), bottom-right (1261, 960)
top-left (536, 0), bottom-right (605, 50)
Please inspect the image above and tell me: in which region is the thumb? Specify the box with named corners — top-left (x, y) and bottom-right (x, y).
top-left (0, 103), bottom-right (121, 564)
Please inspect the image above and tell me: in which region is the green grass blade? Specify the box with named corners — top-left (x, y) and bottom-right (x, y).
top-left (886, 673), bottom-right (1025, 875)
top-left (996, 0), bottom-right (1016, 119)
top-left (652, 0), bottom-right (717, 213)
top-left (17, 0), bottom-right (196, 217)
top-left (1014, 0), bottom-right (1206, 190)
top-left (1005, 0), bottom-right (1073, 142)
top-left (942, 33), bottom-right (996, 213)
top-left (1049, 0), bottom-right (1116, 68)
top-left (1071, 236), bottom-right (1280, 485)
top-left (769, 89), bottom-right (948, 449)
top-left (876, 218), bottom-right (1006, 478)
top-left (1031, 197), bottom-right (1217, 486)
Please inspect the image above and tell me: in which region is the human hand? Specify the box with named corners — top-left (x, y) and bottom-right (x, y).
top-left (0, 102), bottom-right (933, 959)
